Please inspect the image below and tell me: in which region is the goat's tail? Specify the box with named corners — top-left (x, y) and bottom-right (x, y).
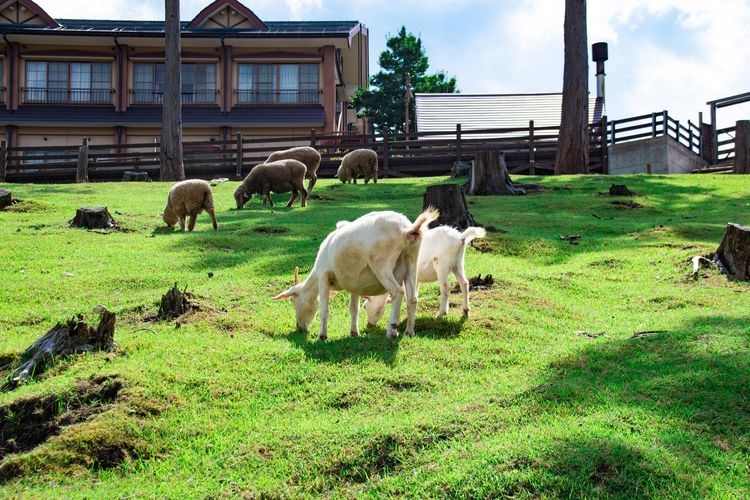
top-left (460, 226), bottom-right (487, 245)
top-left (406, 206), bottom-right (440, 242)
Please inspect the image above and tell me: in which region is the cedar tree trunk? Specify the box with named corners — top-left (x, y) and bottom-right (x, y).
top-left (555, 0), bottom-right (589, 175)
top-left (160, 0), bottom-right (185, 181)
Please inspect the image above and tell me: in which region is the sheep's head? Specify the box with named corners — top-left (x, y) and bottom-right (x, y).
top-left (162, 205), bottom-right (178, 227)
top-left (234, 186), bottom-right (251, 209)
top-left (362, 294), bottom-right (389, 327)
top-left (271, 267), bottom-right (318, 332)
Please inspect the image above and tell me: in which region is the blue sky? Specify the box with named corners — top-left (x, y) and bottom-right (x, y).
top-left (36, 0), bottom-right (750, 128)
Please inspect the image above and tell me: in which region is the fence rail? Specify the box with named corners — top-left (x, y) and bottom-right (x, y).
top-left (607, 110), bottom-right (702, 156)
top-left (0, 120), bottom-right (607, 183)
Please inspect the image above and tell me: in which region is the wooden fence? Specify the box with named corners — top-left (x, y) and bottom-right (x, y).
top-left (0, 120), bottom-right (607, 183)
top-left (607, 111), bottom-right (703, 156)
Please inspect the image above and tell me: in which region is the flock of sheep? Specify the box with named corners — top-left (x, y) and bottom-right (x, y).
top-left (161, 145), bottom-right (485, 340)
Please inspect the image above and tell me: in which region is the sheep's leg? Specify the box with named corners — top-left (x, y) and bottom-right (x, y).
top-left (299, 185), bottom-right (308, 207)
top-left (403, 263), bottom-right (419, 336)
top-left (370, 268), bottom-right (404, 338)
top-left (317, 273), bottom-right (330, 341)
top-left (207, 208), bottom-right (218, 230)
top-left (455, 259), bottom-right (471, 317)
top-left (179, 216), bottom-right (186, 231)
top-left (286, 187), bottom-right (298, 208)
top-left (349, 293), bottom-right (360, 337)
top-left (187, 214), bottom-right (197, 232)
top-left (306, 176), bottom-right (317, 192)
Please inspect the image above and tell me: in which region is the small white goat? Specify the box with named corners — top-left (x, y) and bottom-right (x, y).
top-left (272, 208), bottom-right (439, 340)
top-left (364, 225), bottom-right (486, 325)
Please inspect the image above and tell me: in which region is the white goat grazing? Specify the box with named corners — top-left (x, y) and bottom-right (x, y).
top-left (364, 225), bottom-right (486, 325)
top-left (272, 208), bottom-right (439, 340)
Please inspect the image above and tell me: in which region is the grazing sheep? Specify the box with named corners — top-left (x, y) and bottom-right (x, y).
top-left (272, 208), bottom-right (439, 340)
top-left (162, 179), bottom-right (218, 231)
top-left (336, 149), bottom-right (378, 184)
top-left (266, 146), bottom-right (322, 192)
top-left (234, 159), bottom-right (307, 209)
top-left (364, 225), bottom-right (486, 324)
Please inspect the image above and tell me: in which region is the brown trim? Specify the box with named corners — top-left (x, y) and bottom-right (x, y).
top-left (117, 43), bottom-right (128, 112)
top-left (222, 43), bottom-right (232, 112)
top-left (322, 45), bottom-right (335, 134)
top-left (9, 41), bottom-right (19, 110)
top-left (4, 0), bottom-right (60, 28)
top-left (20, 49), bottom-right (114, 59)
top-left (186, 0), bottom-right (268, 30)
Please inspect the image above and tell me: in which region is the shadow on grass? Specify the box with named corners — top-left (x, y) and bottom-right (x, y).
top-left (495, 314), bottom-right (750, 496)
top-left (285, 329), bottom-right (400, 366)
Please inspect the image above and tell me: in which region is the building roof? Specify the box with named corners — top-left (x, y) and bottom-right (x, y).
top-left (415, 93), bottom-right (606, 138)
top-left (0, 0), bottom-right (361, 38)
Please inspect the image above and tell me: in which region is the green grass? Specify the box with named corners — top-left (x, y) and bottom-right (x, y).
top-left (0, 174), bottom-right (748, 498)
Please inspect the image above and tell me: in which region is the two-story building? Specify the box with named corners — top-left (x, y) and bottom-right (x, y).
top-left (0, 0), bottom-right (369, 158)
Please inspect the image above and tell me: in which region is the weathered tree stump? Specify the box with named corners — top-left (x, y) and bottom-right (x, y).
top-left (450, 160), bottom-right (472, 178)
top-left (4, 310), bottom-right (115, 390)
top-left (122, 171), bottom-right (150, 182)
top-left (423, 184), bottom-right (476, 229)
top-left (0, 188), bottom-right (11, 209)
top-left (158, 283), bottom-right (194, 320)
top-left (465, 150), bottom-right (526, 196)
top-left (714, 222), bottom-right (750, 280)
top-left (69, 206), bottom-right (120, 230)
top-left (609, 184), bottom-right (635, 196)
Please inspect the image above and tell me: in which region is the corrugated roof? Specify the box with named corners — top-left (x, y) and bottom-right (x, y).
top-left (415, 93), bottom-right (605, 138)
top-left (0, 19), bottom-right (360, 37)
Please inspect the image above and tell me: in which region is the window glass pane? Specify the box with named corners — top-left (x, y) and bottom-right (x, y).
top-left (194, 63), bottom-right (215, 103)
top-left (279, 64), bottom-right (297, 103)
top-left (133, 63), bottom-right (153, 103)
top-left (26, 61), bottom-right (47, 101)
top-left (299, 64), bottom-right (319, 104)
top-left (154, 64), bottom-right (166, 103)
top-left (91, 62), bottom-right (111, 103)
top-left (181, 63), bottom-right (196, 103)
top-left (47, 62), bottom-right (67, 102)
top-left (258, 64), bottom-right (275, 103)
top-left (70, 62), bottom-right (90, 102)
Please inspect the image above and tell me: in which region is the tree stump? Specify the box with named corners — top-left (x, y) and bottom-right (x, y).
top-left (465, 150), bottom-right (526, 196)
top-left (69, 206), bottom-right (120, 230)
top-left (122, 171), bottom-right (150, 182)
top-left (423, 184), bottom-right (476, 229)
top-left (714, 223), bottom-right (750, 280)
top-left (609, 184), bottom-right (635, 196)
top-left (4, 310), bottom-right (115, 390)
top-left (157, 283), bottom-right (194, 320)
top-left (0, 188), bottom-right (11, 209)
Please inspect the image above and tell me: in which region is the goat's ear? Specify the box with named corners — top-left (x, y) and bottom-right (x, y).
top-left (328, 290), bottom-right (338, 298)
top-left (272, 286), bottom-right (299, 300)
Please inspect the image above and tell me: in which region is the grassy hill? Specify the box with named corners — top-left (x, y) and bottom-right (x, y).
top-left (0, 174), bottom-right (748, 497)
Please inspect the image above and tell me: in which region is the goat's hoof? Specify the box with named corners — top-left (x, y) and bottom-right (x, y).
top-left (386, 330), bottom-right (399, 339)
top-left (366, 322), bottom-right (377, 328)
top-left (405, 330), bottom-right (415, 337)
top-left (462, 309), bottom-right (470, 317)
top-left (317, 335), bottom-right (328, 342)
top-left (435, 312), bottom-right (447, 319)
top-left (350, 331), bottom-right (360, 337)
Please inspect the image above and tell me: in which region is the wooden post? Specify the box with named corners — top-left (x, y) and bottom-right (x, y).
top-left (310, 129), bottom-right (317, 148)
top-left (661, 110), bottom-right (668, 137)
top-left (651, 112), bottom-right (657, 138)
top-left (734, 120), bottom-right (750, 174)
top-left (456, 123), bottom-right (462, 164)
top-left (528, 120), bottom-right (536, 175)
top-left (76, 137), bottom-right (89, 183)
top-left (235, 132), bottom-right (243, 178)
top-left (610, 120), bottom-right (616, 144)
top-left (0, 140), bottom-right (6, 182)
top-left (688, 120), bottom-right (695, 153)
top-left (600, 115), bottom-right (608, 174)
top-left (382, 132), bottom-right (390, 177)
top-left (700, 120), bottom-right (716, 163)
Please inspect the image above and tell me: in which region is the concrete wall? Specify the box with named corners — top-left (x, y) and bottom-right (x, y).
top-left (608, 135), bottom-right (708, 174)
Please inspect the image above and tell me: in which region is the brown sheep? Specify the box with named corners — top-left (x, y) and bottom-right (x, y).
top-left (336, 149), bottom-right (378, 184)
top-left (266, 146), bottom-right (322, 192)
top-left (234, 159), bottom-right (307, 209)
top-left (162, 179), bottom-right (218, 231)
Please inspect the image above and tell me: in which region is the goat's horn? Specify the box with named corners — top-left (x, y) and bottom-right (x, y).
top-left (294, 266), bottom-right (299, 285)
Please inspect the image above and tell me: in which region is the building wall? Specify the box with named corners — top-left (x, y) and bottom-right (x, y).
top-left (608, 136), bottom-right (708, 174)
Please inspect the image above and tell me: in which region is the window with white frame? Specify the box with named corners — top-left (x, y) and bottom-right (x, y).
top-left (236, 63), bottom-right (319, 105)
top-left (132, 62), bottom-right (216, 104)
top-left (24, 61), bottom-right (111, 104)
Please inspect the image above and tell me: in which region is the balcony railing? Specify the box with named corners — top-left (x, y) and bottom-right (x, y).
top-left (233, 89), bottom-right (320, 107)
top-left (130, 89), bottom-right (219, 106)
top-left (22, 87), bottom-right (114, 105)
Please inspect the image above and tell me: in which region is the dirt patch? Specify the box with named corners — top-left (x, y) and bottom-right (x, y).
top-left (471, 239), bottom-right (494, 253)
top-left (253, 226), bottom-right (289, 234)
top-left (3, 199), bottom-right (51, 213)
top-left (610, 200), bottom-right (643, 209)
top-left (309, 194), bottom-right (334, 202)
top-left (0, 375), bottom-right (122, 462)
top-left (589, 259), bottom-right (624, 268)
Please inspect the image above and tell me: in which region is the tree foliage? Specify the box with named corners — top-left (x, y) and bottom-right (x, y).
top-left (351, 27), bottom-right (457, 135)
